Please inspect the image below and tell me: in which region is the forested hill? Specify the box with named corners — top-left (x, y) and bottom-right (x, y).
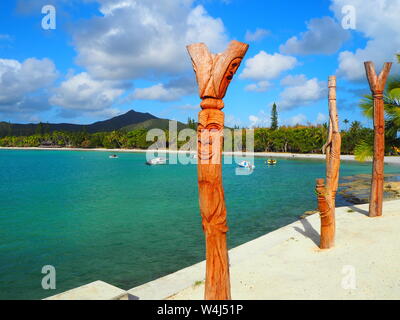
top-left (0, 110), bottom-right (158, 137)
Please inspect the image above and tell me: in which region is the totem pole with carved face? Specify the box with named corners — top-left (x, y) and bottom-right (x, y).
top-left (364, 62), bottom-right (392, 217)
top-left (317, 76), bottom-right (341, 249)
top-left (187, 40), bottom-right (248, 300)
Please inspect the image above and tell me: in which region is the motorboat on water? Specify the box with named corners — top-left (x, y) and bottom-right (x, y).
top-left (109, 154), bottom-right (118, 159)
top-left (266, 159), bottom-right (277, 165)
top-left (146, 157), bottom-right (167, 165)
top-left (237, 160), bottom-right (255, 169)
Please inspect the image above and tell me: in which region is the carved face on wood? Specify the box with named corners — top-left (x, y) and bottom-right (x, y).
top-left (197, 109), bottom-right (224, 164)
top-left (187, 40), bottom-right (249, 100)
top-left (218, 57), bottom-right (243, 98)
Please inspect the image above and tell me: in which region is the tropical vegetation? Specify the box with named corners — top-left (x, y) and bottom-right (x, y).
top-left (0, 122), bottom-right (376, 155)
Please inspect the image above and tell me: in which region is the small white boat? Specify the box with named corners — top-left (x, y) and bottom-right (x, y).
top-left (237, 160), bottom-right (255, 169)
top-left (146, 157), bottom-right (167, 165)
top-left (109, 154), bottom-right (118, 159)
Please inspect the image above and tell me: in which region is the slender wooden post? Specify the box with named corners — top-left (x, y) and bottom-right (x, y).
top-left (364, 62), bottom-right (392, 217)
top-left (187, 40), bottom-right (248, 300)
top-left (317, 76), bottom-right (341, 249)
top-left (316, 178), bottom-right (333, 248)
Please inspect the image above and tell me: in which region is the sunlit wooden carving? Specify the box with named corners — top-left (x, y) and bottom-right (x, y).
top-left (316, 76), bottom-right (341, 249)
top-left (364, 61), bottom-right (392, 217)
top-left (187, 40), bottom-right (248, 300)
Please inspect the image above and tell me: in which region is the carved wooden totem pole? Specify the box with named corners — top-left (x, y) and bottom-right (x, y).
top-left (187, 40), bottom-right (248, 300)
top-left (316, 76), bottom-right (341, 249)
top-left (364, 62), bottom-right (392, 217)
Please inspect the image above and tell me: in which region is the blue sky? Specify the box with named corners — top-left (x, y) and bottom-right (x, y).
top-left (0, 0), bottom-right (399, 127)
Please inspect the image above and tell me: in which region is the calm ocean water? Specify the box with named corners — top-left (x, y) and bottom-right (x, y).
top-left (0, 150), bottom-right (399, 299)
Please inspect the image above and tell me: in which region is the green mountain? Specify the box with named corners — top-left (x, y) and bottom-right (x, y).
top-left (0, 110), bottom-right (160, 137)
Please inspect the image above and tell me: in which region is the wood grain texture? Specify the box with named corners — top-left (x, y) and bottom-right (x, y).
top-left (187, 40), bottom-right (249, 300)
top-left (316, 178), bottom-right (332, 249)
top-left (364, 61), bottom-right (392, 218)
top-left (318, 76), bottom-right (341, 249)
top-left (187, 40), bottom-right (249, 100)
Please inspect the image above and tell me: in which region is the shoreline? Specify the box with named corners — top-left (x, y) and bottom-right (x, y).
top-left (2, 146), bottom-right (400, 165)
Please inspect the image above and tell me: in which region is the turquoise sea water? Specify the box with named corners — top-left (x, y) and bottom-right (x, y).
top-left (0, 150), bottom-right (399, 299)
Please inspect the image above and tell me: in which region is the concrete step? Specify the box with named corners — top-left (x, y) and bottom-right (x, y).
top-left (44, 280), bottom-right (128, 300)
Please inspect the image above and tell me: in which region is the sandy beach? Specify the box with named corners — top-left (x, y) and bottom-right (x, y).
top-left (127, 200), bottom-right (400, 300)
top-left (2, 147), bottom-right (400, 165)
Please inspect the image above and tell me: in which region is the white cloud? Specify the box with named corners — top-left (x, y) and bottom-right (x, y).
top-left (280, 74), bottom-right (308, 86)
top-left (287, 114), bottom-right (308, 126)
top-left (245, 80), bottom-right (271, 92)
top-left (186, 5), bottom-right (228, 51)
top-left (249, 115), bottom-right (261, 128)
top-left (50, 72), bottom-right (125, 112)
top-left (132, 83), bottom-right (186, 102)
top-left (0, 58), bottom-right (58, 114)
top-left (240, 51), bottom-right (297, 81)
top-left (87, 108), bottom-right (121, 118)
top-left (72, 1), bottom-right (228, 80)
top-left (3, 1), bottom-right (228, 120)
top-left (316, 112), bottom-right (328, 124)
top-left (330, 0), bottom-right (400, 81)
top-left (280, 17), bottom-right (349, 55)
top-left (245, 28), bottom-right (270, 42)
top-left (277, 76), bottom-right (326, 110)
top-left (127, 75), bottom-right (196, 102)
top-left (97, 0), bottom-right (135, 14)
top-left (248, 110), bottom-right (270, 128)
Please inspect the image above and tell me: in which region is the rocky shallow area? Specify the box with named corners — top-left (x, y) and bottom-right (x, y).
top-left (299, 173), bottom-right (400, 218)
top-left (339, 173), bottom-right (400, 204)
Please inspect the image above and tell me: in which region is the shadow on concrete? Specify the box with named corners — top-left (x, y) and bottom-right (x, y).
top-left (293, 218), bottom-right (320, 247)
top-left (348, 205), bottom-right (369, 216)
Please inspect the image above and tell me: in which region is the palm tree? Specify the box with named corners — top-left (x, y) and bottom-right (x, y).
top-left (355, 54), bottom-right (400, 160)
top-left (343, 119), bottom-right (349, 131)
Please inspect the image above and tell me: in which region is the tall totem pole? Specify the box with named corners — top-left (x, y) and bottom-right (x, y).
top-left (316, 76), bottom-right (341, 249)
top-left (187, 40), bottom-right (249, 300)
top-left (364, 62), bottom-right (392, 218)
